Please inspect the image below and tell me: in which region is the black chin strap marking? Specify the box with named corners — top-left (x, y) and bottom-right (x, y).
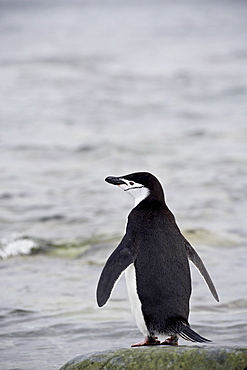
top-left (124, 186), bottom-right (145, 191)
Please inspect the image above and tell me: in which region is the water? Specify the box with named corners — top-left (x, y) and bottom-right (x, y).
top-left (0, 0), bottom-right (247, 369)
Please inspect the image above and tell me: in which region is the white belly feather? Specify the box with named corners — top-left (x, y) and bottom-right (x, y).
top-left (125, 264), bottom-right (148, 336)
top-left (123, 189), bottom-right (150, 337)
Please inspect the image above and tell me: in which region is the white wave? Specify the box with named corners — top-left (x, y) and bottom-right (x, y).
top-left (0, 234), bottom-right (38, 259)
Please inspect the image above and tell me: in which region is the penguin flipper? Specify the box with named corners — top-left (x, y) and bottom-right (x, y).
top-left (96, 235), bottom-right (136, 307)
top-left (185, 240), bottom-right (219, 302)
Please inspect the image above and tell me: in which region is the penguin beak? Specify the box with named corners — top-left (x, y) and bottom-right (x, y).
top-left (105, 176), bottom-right (126, 186)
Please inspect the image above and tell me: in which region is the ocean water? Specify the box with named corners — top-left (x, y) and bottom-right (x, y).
top-left (0, 0), bottom-right (247, 369)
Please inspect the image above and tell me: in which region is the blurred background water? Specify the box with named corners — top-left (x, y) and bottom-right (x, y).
top-left (0, 0), bottom-right (247, 369)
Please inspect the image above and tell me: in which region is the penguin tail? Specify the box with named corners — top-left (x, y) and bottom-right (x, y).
top-left (179, 324), bottom-right (211, 343)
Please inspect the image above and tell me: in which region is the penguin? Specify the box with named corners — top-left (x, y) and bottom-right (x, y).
top-left (96, 172), bottom-right (219, 346)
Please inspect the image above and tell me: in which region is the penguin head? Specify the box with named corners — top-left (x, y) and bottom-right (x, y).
top-left (105, 172), bottom-right (164, 206)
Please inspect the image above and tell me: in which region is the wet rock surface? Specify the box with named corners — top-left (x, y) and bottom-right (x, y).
top-left (60, 346), bottom-right (247, 370)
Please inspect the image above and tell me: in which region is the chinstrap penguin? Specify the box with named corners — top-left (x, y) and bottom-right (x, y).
top-left (97, 172), bottom-right (219, 346)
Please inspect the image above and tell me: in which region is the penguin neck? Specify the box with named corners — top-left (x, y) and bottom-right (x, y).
top-left (132, 188), bottom-right (166, 208)
top-left (131, 187), bottom-right (150, 207)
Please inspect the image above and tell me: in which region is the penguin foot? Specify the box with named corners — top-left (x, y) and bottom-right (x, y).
top-left (131, 336), bottom-right (160, 347)
top-left (161, 335), bottom-right (179, 346)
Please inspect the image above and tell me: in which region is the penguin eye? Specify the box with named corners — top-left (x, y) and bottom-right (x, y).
top-left (129, 182), bottom-right (134, 186)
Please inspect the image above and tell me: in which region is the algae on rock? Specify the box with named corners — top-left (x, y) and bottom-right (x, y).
top-left (60, 346), bottom-right (247, 370)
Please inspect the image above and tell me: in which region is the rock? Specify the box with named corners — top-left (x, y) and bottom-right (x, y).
top-left (60, 346), bottom-right (247, 370)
